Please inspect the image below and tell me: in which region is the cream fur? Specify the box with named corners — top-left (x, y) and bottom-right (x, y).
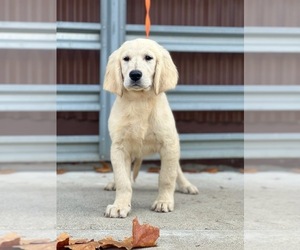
top-left (103, 38), bottom-right (198, 218)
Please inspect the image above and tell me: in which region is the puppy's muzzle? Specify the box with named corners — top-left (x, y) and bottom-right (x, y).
top-left (129, 70), bottom-right (142, 82)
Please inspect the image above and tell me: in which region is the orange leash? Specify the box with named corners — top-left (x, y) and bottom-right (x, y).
top-left (145, 0), bottom-right (151, 37)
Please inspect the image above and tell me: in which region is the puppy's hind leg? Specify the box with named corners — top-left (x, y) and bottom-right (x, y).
top-left (176, 165), bottom-right (199, 194)
top-left (104, 181), bottom-right (116, 191)
top-left (132, 158), bottom-right (143, 182)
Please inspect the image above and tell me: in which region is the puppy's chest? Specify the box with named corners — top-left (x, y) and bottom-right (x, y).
top-left (121, 118), bottom-right (154, 143)
top-left (117, 114), bottom-right (159, 154)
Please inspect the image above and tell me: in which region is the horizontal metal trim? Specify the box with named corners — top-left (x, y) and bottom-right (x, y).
top-left (245, 27), bottom-right (300, 53)
top-left (57, 136), bottom-right (100, 162)
top-left (0, 21), bottom-right (55, 31)
top-left (168, 85), bottom-right (243, 111)
top-left (57, 85), bottom-right (101, 111)
top-left (181, 133), bottom-right (243, 159)
top-left (244, 133), bottom-right (300, 158)
top-left (180, 133), bottom-right (243, 141)
top-left (1, 133), bottom-right (299, 162)
top-left (126, 25), bottom-right (243, 53)
top-left (127, 25), bottom-right (300, 53)
top-left (58, 85), bottom-right (101, 92)
top-left (128, 25), bottom-right (244, 35)
top-left (57, 22), bottom-right (101, 50)
top-left (0, 85), bottom-right (56, 92)
top-left (0, 22), bottom-right (56, 50)
top-left (1, 84), bottom-right (300, 111)
top-left (0, 84), bottom-right (101, 111)
top-left (56, 22), bottom-right (101, 31)
top-left (245, 133), bottom-right (300, 140)
top-left (244, 85), bottom-right (300, 111)
top-left (0, 135), bottom-right (56, 143)
top-left (169, 85), bottom-right (300, 111)
top-left (0, 135), bottom-right (56, 163)
top-left (2, 22), bottom-right (299, 53)
top-left (57, 135), bottom-right (99, 143)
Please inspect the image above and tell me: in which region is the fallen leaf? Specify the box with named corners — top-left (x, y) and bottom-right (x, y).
top-left (291, 168), bottom-right (300, 174)
top-left (3, 218), bottom-right (159, 250)
top-left (132, 217), bottom-right (159, 248)
top-left (182, 169), bottom-right (198, 173)
top-left (20, 239), bottom-right (51, 245)
top-left (99, 236), bottom-right (133, 250)
top-left (67, 241), bottom-right (101, 250)
top-left (20, 242), bottom-right (56, 250)
top-left (240, 168), bottom-right (258, 173)
top-left (57, 169), bottom-right (68, 175)
top-left (147, 167), bottom-right (160, 173)
top-left (94, 162), bottom-right (112, 173)
top-left (17, 233), bottom-right (69, 250)
top-left (202, 168), bottom-right (218, 173)
top-left (56, 232), bottom-right (70, 249)
top-left (98, 217), bottom-right (159, 250)
top-left (0, 169), bottom-right (16, 175)
top-left (69, 239), bottom-right (90, 245)
top-left (0, 232), bottom-right (20, 249)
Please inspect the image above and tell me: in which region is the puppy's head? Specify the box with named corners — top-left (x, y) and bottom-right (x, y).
top-left (103, 38), bottom-right (178, 96)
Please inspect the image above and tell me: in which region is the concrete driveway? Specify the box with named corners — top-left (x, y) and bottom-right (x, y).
top-left (0, 164), bottom-right (299, 249)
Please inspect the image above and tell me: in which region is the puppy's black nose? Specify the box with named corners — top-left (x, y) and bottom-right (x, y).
top-left (129, 70), bottom-right (142, 82)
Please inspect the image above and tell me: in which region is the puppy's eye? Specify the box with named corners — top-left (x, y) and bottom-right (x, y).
top-left (123, 56), bottom-right (130, 62)
top-left (145, 55), bottom-right (153, 61)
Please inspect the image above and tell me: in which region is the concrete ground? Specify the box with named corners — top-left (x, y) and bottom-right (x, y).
top-left (0, 164), bottom-right (299, 249)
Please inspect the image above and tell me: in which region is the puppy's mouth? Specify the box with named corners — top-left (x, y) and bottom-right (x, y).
top-left (127, 81), bottom-right (150, 91)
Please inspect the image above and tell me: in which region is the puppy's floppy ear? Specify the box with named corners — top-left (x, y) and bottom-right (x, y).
top-left (154, 46), bottom-right (178, 95)
top-left (103, 49), bottom-right (123, 96)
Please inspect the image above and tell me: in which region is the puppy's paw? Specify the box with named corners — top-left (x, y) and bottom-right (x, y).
top-left (105, 204), bottom-right (131, 218)
top-left (151, 200), bottom-right (174, 213)
top-left (104, 181), bottom-right (116, 191)
top-left (177, 184), bottom-right (199, 194)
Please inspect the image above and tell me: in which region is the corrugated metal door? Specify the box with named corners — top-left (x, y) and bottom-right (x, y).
top-left (1, 0), bottom-right (299, 163)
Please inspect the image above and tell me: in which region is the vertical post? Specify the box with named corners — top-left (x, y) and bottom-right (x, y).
top-left (99, 0), bottom-right (126, 160)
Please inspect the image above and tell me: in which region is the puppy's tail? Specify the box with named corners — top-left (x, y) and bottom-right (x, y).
top-left (132, 158), bottom-right (143, 182)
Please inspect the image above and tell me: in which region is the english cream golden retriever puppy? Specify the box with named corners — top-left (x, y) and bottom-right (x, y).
top-left (103, 38), bottom-right (198, 218)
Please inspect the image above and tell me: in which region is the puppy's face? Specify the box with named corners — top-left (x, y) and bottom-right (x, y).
top-left (120, 44), bottom-right (156, 92)
top-left (104, 38), bottom-right (178, 96)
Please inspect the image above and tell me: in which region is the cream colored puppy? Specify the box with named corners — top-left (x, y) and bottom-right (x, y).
top-left (103, 38), bottom-right (198, 218)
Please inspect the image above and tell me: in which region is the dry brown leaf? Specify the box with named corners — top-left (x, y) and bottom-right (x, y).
top-left (240, 168), bottom-right (258, 173)
top-left (67, 241), bottom-right (101, 250)
top-left (99, 236), bottom-right (133, 250)
top-left (94, 162), bottom-right (112, 173)
top-left (20, 242), bottom-right (56, 250)
top-left (182, 169), bottom-right (198, 173)
top-left (2, 218), bottom-right (159, 250)
top-left (147, 167), bottom-right (160, 173)
top-left (132, 217), bottom-right (159, 248)
top-left (0, 169), bottom-right (16, 175)
top-left (16, 233), bottom-right (69, 250)
top-left (57, 169), bottom-right (68, 175)
top-left (98, 217), bottom-right (159, 249)
top-left (203, 168), bottom-right (218, 173)
top-left (291, 168), bottom-right (300, 173)
top-left (56, 232), bottom-right (70, 249)
top-left (69, 239), bottom-right (90, 245)
top-left (0, 232), bottom-right (20, 249)
top-left (20, 239), bottom-right (51, 245)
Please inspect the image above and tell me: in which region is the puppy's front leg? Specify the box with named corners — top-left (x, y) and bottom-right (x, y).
top-left (105, 146), bottom-right (132, 218)
top-left (151, 150), bottom-right (178, 213)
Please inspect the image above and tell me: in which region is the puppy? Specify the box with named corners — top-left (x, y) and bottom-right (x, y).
top-left (103, 38), bottom-right (198, 218)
